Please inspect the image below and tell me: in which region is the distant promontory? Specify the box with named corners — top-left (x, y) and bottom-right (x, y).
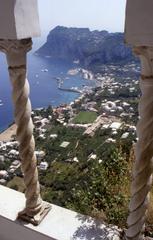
top-left (36, 26), bottom-right (135, 70)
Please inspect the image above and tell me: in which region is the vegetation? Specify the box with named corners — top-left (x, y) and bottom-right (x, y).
top-left (73, 111), bottom-right (97, 124)
top-left (7, 176), bottom-right (25, 192)
top-left (34, 124), bottom-right (135, 227)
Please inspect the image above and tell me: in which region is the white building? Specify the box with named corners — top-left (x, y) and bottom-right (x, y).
top-left (110, 122), bottom-right (122, 130)
top-left (0, 155), bottom-right (5, 162)
top-left (39, 161), bottom-right (48, 171)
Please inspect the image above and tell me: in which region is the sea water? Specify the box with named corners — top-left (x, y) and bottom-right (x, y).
top-left (0, 40), bottom-right (95, 132)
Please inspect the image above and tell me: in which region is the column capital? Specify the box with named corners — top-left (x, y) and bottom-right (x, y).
top-left (133, 46), bottom-right (153, 78)
top-left (0, 38), bottom-right (32, 53)
top-left (0, 38), bottom-right (32, 66)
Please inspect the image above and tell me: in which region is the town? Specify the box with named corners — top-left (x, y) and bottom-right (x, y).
top-left (0, 61), bottom-right (140, 226)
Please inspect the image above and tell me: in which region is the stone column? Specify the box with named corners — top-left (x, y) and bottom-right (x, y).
top-left (0, 38), bottom-right (51, 225)
top-left (126, 46), bottom-right (153, 240)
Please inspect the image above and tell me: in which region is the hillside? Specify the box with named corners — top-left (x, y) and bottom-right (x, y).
top-left (36, 26), bottom-right (135, 69)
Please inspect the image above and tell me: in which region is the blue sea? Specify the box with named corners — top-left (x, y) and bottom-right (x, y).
top-left (0, 38), bottom-right (95, 132)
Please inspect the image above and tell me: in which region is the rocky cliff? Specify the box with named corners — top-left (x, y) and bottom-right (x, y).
top-left (36, 26), bottom-right (135, 68)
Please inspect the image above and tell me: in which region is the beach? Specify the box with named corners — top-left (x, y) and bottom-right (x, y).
top-left (0, 124), bottom-right (16, 142)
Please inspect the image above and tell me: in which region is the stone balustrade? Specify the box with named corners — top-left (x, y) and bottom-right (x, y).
top-left (0, 0), bottom-right (51, 226)
top-left (0, 1), bottom-right (153, 240)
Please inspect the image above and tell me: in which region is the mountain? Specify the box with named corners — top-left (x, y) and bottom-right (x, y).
top-left (36, 26), bottom-right (135, 69)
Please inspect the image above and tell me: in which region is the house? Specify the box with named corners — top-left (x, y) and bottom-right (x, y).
top-left (121, 132), bottom-right (129, 139)
top-left (35, 151), bottom-right (45, 160)
top-left (39, 161), bottom-right (48, 170)
top-left (8, 149), bottom-right (19, 158)
top-left (0, 155), bottom-right (5, 162)
top-left (50, 134), bottom-right (58, 139)
top-left (101, 101), bottom-right (117, 113)
top-left (88, 154), bottom-right (97, 160)
top-left (11, 160), bottom-right (21, 169)
top-left (0, 179), bottom-right (6, 185)
top-left (0, 170), bottom-right (8, 179)
top-left (106, 138), bottom-right (116, 143)
top-left (39, 134), bottom-right (46, 140)
top-left (60, 141), bottom-right (70, 148)
top-left (110, 122), bottom-right (122, 130)
top-left (73, 157), bottom-right (79, 163)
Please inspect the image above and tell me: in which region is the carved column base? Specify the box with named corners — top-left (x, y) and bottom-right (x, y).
top-left (18, 202), bottom-right (51, 226)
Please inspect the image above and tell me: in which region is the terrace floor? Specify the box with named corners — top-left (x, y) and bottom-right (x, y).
top-left (0, 185), bottom-right (121, 240)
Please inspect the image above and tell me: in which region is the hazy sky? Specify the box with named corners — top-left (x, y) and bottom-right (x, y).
top-left (38, 0), bottom-right (127, 34)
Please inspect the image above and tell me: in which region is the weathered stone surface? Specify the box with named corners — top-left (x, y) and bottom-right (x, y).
top-left (125, 0), bottom-right (153, 45)
top-left (0, 185), bottom-right (123, 240)
top-left (0, 0), bottom-right (40, 39)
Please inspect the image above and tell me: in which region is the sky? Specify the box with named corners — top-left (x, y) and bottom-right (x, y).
top-left (38, 0), bottom-right (127, 35)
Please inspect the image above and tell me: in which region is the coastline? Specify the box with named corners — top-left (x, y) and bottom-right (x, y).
top-left (0, 91), bottom-right (87, 142)
top-left (0, 81), bottom-right (97, 141)
top-left (0, 66), bottom-right (97, 139)
top-left (0, 124), bottom-right (16, 142)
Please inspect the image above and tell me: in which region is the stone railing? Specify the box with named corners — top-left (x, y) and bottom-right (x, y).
top-left (0, 184), bottom-right (123, 240)
top-left (0, 39), bottom-right (51, 225)
top-left (0, 0), bottom-right (51, 226)
top-left (0, 1), bottom-right (153, 240)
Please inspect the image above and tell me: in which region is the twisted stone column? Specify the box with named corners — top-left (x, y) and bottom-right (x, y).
top-left (0, 39), bottom-right (51, 225)
top-left (126, 46), bottom-right (153, 240)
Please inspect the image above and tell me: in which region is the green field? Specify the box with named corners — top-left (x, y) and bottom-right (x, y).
top-left (73, 111), bottom-right (97, 124)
